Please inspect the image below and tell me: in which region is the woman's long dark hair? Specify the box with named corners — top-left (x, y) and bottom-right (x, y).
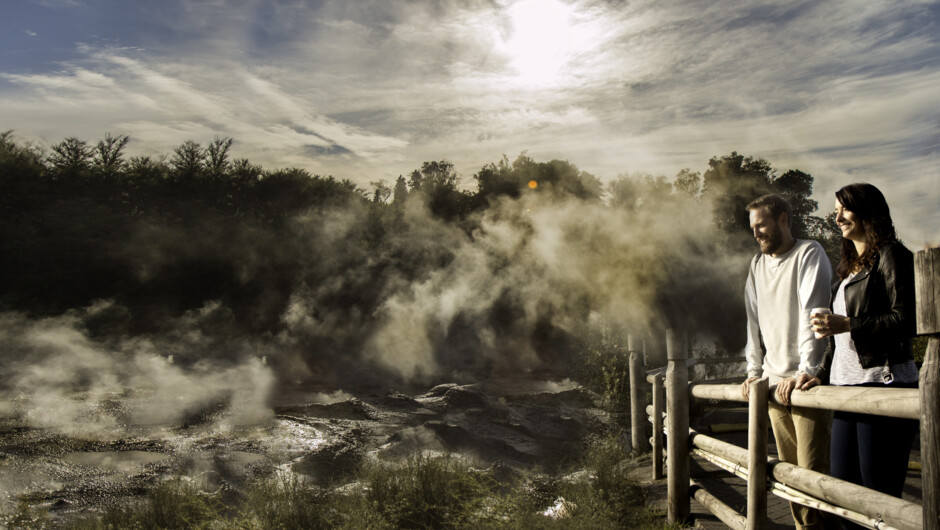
top-left (835, 183), bottom-right (898, 279)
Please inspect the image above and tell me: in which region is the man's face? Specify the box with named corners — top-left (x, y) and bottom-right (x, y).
top-left (749, 207), bottom-right (784, 255)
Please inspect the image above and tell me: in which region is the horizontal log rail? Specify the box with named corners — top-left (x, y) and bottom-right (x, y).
top-left (690, 383), bottom-right (920, 420)
top-left (690, 478), bottom-right (746, 530)
top-left (692, 446), bottom-right (904, 530)
top-left (688, 428), bottom-right (921, 529)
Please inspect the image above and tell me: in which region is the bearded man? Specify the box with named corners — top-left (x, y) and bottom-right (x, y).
top-left (740, 194), bottom-right (836, 530)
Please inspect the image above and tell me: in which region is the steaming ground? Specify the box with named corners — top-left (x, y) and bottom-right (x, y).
top-left (0, 189), bottom-right (755, 523)
top-left (0, 375), bottom-right (612, 525)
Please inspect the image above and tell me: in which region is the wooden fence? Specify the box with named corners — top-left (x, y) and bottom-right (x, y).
top-left (625, 247), bottom-right (940, 529)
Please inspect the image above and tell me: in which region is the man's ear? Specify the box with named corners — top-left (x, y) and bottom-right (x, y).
top-left (778, 212), bottom-right (790, 228)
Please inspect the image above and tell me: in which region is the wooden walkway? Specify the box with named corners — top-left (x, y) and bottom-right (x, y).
top-left (631, 407), bottom-right (923, 528)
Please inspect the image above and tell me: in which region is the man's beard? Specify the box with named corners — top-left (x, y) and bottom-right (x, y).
top-left (758, 227), bottom-right (783, 255)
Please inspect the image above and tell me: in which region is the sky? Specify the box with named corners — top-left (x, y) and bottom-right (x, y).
top-left (1, 0), bottom-right (938, 244)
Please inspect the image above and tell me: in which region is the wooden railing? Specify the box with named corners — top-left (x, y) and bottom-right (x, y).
top-left (625, 247), bottom-right (940, 529)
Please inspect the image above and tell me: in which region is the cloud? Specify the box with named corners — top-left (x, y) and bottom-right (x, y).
top-left (0, 0), bottom-right (936, 239)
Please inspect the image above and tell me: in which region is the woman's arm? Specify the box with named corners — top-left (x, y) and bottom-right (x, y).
top-left (849, 243), bottom-right (916, 341)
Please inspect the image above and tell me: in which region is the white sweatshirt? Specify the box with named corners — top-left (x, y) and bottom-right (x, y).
top-left (744, 239), bottom-right (832, 383)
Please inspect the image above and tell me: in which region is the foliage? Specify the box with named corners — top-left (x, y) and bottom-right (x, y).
top-left (60, 442), bottom-right (663, 530)
top-left (475, 154), bottom-right (603, 203)
top-left (1, 500), bottom-right (49, 529)
top-left (701, 151), bottom-right (831, 251)
top-left (568, 326), bottom-right (632, 421)
top-left (361, 454), bottom-right (494, 528)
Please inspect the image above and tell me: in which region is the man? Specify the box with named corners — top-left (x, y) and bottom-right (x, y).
top-left (740, 194), bottom-right (834, 530)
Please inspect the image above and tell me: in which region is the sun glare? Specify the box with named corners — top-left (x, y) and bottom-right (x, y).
top-left (503, 0), bottom-right (580, 84)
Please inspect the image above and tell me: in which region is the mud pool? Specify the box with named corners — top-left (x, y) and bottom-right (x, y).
top-left (0, 378), bottom-right (612, 526)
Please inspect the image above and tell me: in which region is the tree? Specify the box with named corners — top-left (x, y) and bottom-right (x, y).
top-left (205, 136), bottom-right (234, 179)
top-left (702, 152), bottom-right (837, 255)
top-left (0, 131), bottom-right (46, 217)
top-left (674, 169), bottom-right (702, 200)
top-left (371, 180), bottom-right (392, 204)
top-left (406, 160), bottom-right (471, 220)
top-left (702, 152), bottom-right (775, 238)
top-left (474, 153), bottom-right (603, 203)
top-left (49, 137), bottom-right (93, 177)
top-left (92, 133), bottom-right (130, 177)
top-left (170, 140), bottom-right (205, 180)
top-left (771, 169), bottom-right (816, 239)
top-left (475, 155), bottom-right (517, 200)
top-left (392, 175), bottom-right (408, 204)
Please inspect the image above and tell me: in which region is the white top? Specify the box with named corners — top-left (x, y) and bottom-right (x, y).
top-left (745, 239), bottom-right (832, 384)
top-left (830, 273), bottom-right (919, 385)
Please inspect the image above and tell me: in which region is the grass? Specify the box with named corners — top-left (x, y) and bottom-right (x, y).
top-left (32, 433), bottom-right (664, 530)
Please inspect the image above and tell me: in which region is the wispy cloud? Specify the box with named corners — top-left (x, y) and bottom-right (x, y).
top-left (0, 0), bottom-right (936, 240)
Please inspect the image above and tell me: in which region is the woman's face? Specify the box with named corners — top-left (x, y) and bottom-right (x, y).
top-left (835, 199), bottom-right (866, 243)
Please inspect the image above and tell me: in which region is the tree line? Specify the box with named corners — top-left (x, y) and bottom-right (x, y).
top-left (0, 131), bottom-right (840, 382)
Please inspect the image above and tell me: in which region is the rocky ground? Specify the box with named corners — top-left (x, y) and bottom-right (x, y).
top-left (0, 378), bottom-right (613, 527)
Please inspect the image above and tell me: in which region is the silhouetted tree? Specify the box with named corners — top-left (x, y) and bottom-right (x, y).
top-left (170, 140), bottom-right (205, 180)
top-left (674, 169), bottom-right (702, 200)
top-left (92, 133), bottom-right (130, 177)
top-left (205, 136), bottom-right (233, 179)
top-left (49, 137), bottom-right (92, 178)
top-left (371, 180), bottom-right (392, 203)
top-left (702, 152), bottom-right (775, 239)
top-left (409, 160), bottom-right (472, 220)
top-left (392, 175), bottom-right (408, 205)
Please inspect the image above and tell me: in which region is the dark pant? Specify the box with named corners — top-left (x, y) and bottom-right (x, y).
top-left (830, 385), bottom-right (918, 529)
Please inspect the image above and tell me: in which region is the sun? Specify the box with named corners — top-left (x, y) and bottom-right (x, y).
top-left (502, 0), bottom-right (578, 84)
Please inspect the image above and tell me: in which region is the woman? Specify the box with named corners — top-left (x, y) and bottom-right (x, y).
top-left (811, 183), bottom-right (918, 527)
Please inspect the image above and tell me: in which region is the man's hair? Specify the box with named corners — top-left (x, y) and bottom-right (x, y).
top-left (746, 194), bottom-right (793, 226)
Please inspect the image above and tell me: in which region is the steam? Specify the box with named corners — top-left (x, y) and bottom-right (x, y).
top-left (0, 173), bottom-right (756, 436)
top-left (362, 190), bottom-right (750, 381)
top-left (0, 304), bottom-right (274, 438)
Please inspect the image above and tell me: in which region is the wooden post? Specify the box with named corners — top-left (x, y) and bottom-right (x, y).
top-left (629, 334), bottom-right (648, 453)
top-left (916, 247), bottom-right (940, 530)
top-left (747, 377), bottom-right (768, 529)
top-left (652, 373), bottom-right (665, 480)
top-left (666, 328), bottom-right (690, 524)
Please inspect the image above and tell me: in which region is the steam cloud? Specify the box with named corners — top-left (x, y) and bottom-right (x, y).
top-left (0, 183), bottom-right (753, 436)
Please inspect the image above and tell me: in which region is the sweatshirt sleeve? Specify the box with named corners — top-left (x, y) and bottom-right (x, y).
top-left (796, 242), bottom-right (833, 377)
top-left (744, 258), bottom-right (764, 379)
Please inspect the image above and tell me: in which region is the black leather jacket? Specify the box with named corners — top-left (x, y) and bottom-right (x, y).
top-left (820, 240), bottom-right (916, 383)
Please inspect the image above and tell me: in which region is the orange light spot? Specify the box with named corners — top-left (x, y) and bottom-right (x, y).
top-left (528, 180), bottom-right (538, 189)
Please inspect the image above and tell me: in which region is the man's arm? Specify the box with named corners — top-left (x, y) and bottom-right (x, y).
top-left (795, 242), bottom-right (832, 378)
top-left (742, 261), bottom-right (764, 400)
top-left (744, 263), bottom-right (764, 379)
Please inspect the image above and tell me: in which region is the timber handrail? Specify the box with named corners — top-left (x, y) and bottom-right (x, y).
top-left (690, 383), bottom-right (921, 420)
top-left (629, 247), bottom-right (940, 529)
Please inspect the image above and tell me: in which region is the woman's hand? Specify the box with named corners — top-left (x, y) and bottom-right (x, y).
top-left (811, 313), bottom-right (851, 338)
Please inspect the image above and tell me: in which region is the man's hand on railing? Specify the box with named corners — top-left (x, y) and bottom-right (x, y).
top-left (775, 373), bottom-right (822, 406)
top-left (741, 376), bottom-right (761, 400)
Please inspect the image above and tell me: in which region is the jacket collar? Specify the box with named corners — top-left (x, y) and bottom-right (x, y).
top-left (846, 250), bottom-right (880, 286)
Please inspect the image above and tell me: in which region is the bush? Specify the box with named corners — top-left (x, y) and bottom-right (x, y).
top-left (361, 454), bottom-right (494, 528)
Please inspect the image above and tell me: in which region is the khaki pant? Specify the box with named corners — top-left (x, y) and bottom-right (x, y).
top-left (768, 402), bottom-right (837, 530)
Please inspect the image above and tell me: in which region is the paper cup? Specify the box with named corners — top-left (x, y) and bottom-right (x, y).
top-left (811, 307), bottom-right (831, 339)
